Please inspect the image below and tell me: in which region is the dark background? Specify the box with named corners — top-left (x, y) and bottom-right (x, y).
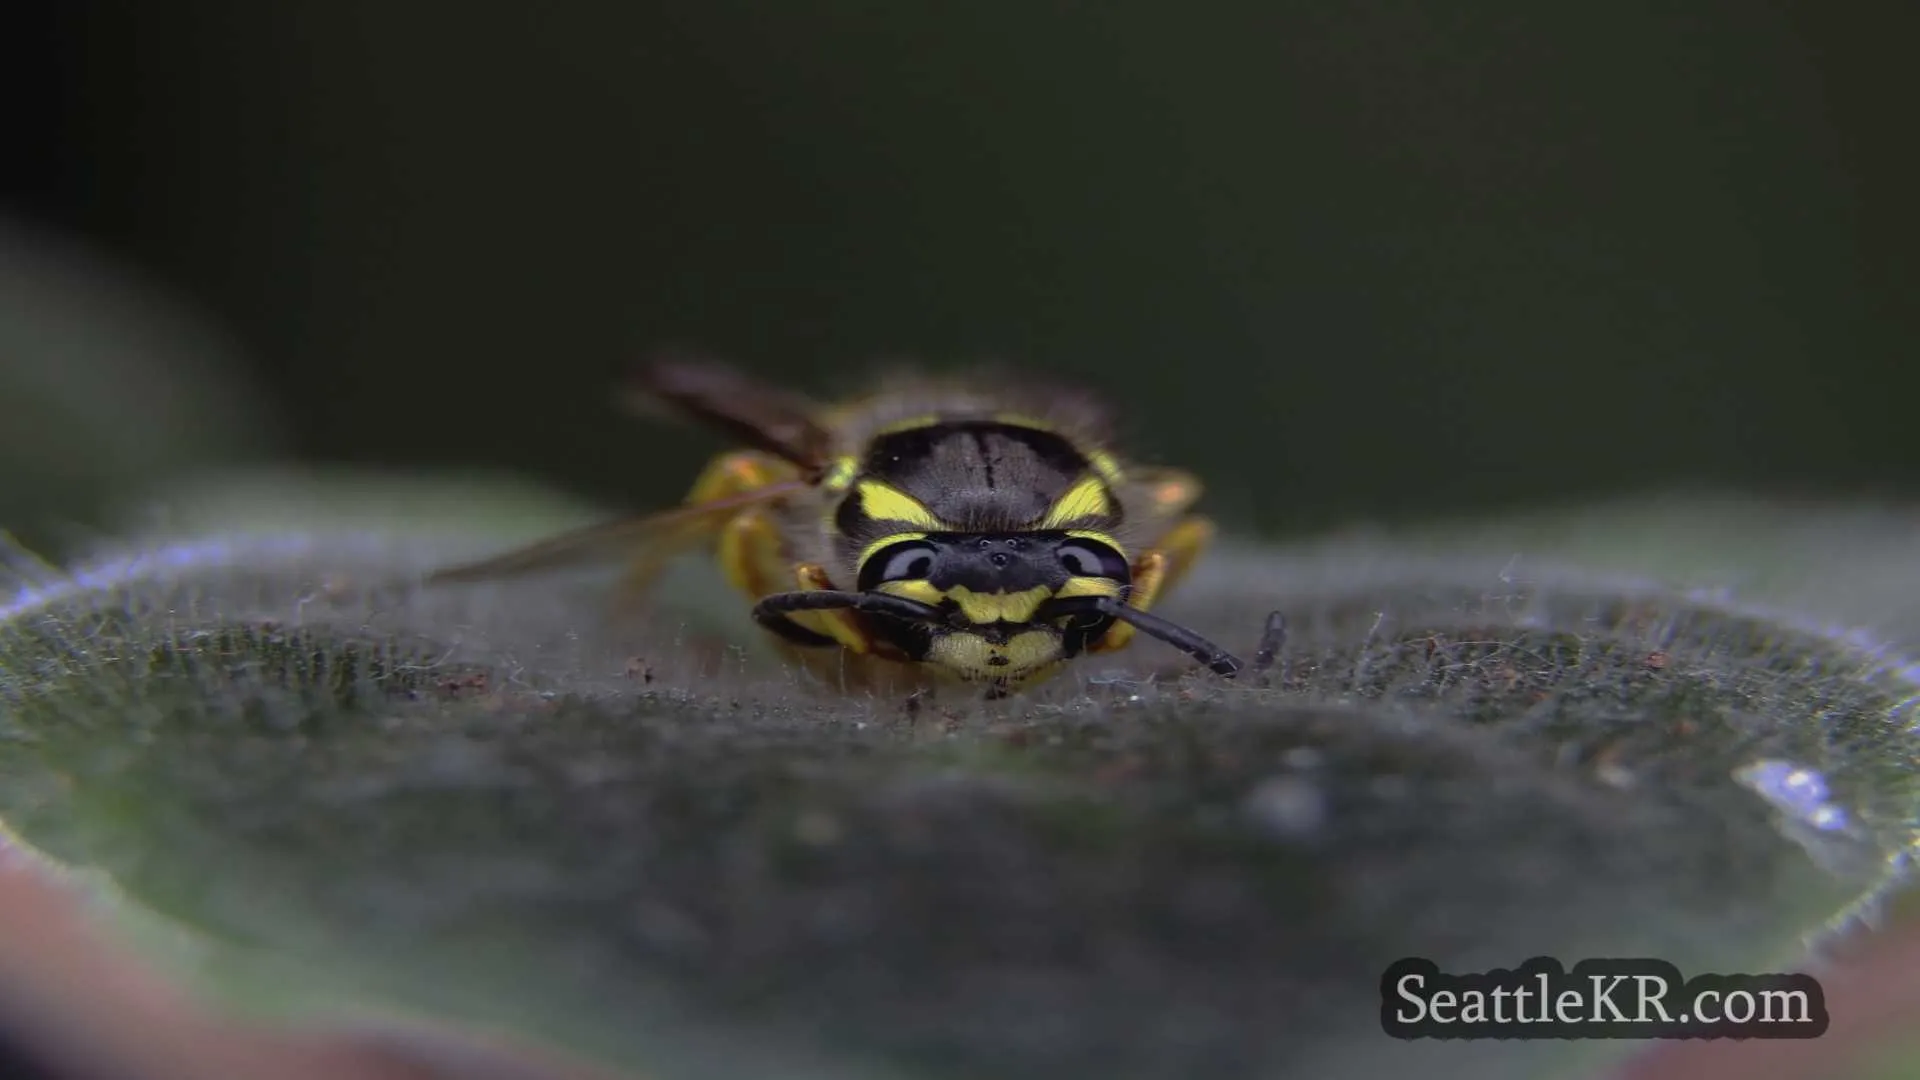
top-left (9, 2), bottom-right (1918, 538)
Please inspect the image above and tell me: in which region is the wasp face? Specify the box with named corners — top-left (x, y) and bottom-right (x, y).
top-left (855, 531), bottom-right (1134, 686)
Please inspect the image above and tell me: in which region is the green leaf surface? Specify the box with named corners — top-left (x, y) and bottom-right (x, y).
top-left (3, 474), bottom-right (1916, 1080)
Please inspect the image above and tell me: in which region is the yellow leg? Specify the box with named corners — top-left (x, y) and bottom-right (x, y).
top-left (684, 451), bottom-right (798, 526)
top-left (634, 452), bottom-right (933, 696)
top-left (1151, 515), bottom-right (1215, 598)
top-left (716, 509), bottom-right (788, 601)
top-left (615, 450), bottom-right (798, 602)
top-left (1087, 515), bottom-right (1214, 654)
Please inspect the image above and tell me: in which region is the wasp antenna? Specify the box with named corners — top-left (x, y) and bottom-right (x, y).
top-left (1046, 596), bottom-right (1243, 677)
top-left (753, 590), bottom-right (947, 625)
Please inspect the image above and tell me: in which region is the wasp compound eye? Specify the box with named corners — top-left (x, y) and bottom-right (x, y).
top-left (873, 541), bottom-right (937, 583)
top-left (1057, 538), bottom-right (1129, 580)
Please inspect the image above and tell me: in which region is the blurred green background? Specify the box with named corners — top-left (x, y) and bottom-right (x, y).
top-left (8, 1), bottom-right (1919, 536)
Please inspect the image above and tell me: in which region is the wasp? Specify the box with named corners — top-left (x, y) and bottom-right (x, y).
top-left (426, 356), bottom-right (1284, 697)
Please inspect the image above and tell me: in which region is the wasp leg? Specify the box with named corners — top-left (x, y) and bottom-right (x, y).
top-left (1150, 515), bottom-right (1216, 600)
top-left (1126, 466), bottom-right (1214, 591)
top-left (713, 510), bottom-right (842, 647)
top-left (613, 450), bottom-right (800, 605)
top-left (716, 509), bottom-right (783, 599)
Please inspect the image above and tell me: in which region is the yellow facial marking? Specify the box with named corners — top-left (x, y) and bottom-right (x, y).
top-left (1036, 474), bottom-right (1113, 529)
top-left (947, 585), bottom-right (1053, 625)
top-left (928, 629), bottom-right (1065, 681)
top-left (854, 480), bottom-right (946, 529)
top-left (820, 456), bottom-right (859, 494)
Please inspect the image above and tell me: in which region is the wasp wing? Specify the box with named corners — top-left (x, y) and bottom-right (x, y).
top-left (1116, 466), bottom-right (1204, 531)
top-left (423, 479), bottom-right (811, 589)
top-left (624, 352), bottom-right (836, 471)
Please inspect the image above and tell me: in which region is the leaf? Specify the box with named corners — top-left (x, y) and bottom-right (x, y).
top-left (3, 476), bottom-right (1917, 1080)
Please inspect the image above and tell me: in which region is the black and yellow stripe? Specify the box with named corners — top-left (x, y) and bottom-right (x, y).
top-left (831, 417), bottom-right (1126, 562)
